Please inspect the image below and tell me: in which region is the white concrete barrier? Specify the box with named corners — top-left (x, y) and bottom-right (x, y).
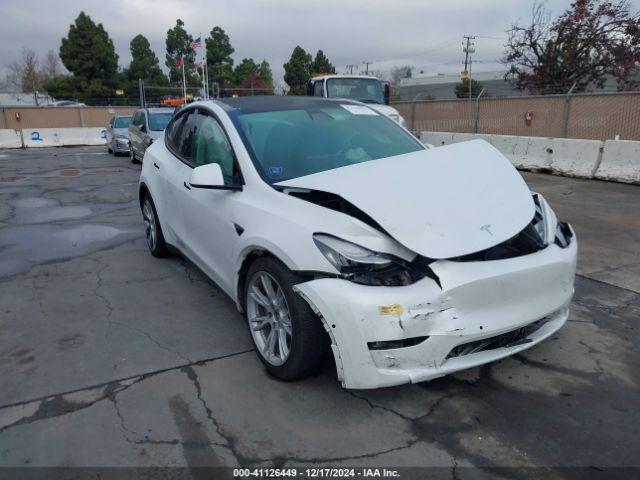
top-left (596, 140), bottom-right (640, 184)
top-left (21, 128), bottom-right (107, 148)
top-left (420, 131), bottom-right (602, 179)
top-left (23, 128), bottom-right (62, 147)
top-left (0, 129), bottom-right (22, 149)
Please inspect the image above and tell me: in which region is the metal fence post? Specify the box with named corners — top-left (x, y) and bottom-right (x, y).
top-left (474, 88), bottom-right (485, 133)
top-left (138, 78), bottom-right (146, 108)
top-left (77, 107), bottom-right (84, 127)
top-left (410, 101), bottom-right (417, 134)
top-left (561, 82), bottom-right (576, 138)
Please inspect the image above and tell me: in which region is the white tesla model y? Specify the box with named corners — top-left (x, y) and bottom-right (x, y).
top-left (138, 97), bottom-right (577, 389)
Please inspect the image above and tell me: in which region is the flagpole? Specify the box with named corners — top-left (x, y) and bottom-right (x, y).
top-left (199, 33), bottom-right (206, 99)
top-left (181, 53), bottom-right (186, 104)
top-left (203, 36), bottom-right (209, 99)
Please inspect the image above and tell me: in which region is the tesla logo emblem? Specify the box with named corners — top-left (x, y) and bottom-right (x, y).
top-left (480, 224), bottom-right (493, 236)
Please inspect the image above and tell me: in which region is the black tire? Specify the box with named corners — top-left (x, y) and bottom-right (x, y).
top-left (130, 148), bottom-right (138, 164)
top-left (107, 144), bottom-right (113, 155)
top-left (244, 256), bottom-right (328, 381)
top-left (141, 193), bottom-right (170, 258)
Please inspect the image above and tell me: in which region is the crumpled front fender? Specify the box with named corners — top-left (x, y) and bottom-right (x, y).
top-left (294, 239), bottom-right (577, 389)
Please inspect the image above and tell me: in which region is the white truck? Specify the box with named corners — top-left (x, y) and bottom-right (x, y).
top-left (307, 75), bottom-right (406, 127)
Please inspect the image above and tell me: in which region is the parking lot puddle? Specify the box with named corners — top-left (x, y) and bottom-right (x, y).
top-left (11, 197), bottom-right (92, 224)
top-left (9, 197), bottom-right (135, 225)
top-left (0, 223), bottom-right (142, 277)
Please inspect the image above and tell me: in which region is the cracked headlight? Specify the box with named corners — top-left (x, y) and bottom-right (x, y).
top-left (532, 193), bottom-right (558, 245)
top-left (313, 233), bottom-right (424, 287)
top-left (313, 233), bottom-right (392, 270)
top-left (555, 222), bottom-right (574, 248)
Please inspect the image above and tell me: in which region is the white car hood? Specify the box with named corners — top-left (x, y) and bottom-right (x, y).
top-left (276, 140), bottom-right (535, 259)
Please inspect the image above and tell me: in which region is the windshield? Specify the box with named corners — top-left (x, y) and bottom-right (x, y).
top-left (114, 116), bottom-right (131, 128)
top-left (232, 104), bottom-right (423, 183)
top-left (148, 113), bottom-right (173, 131)
top-left (326, 78), bottom-right (384, 104)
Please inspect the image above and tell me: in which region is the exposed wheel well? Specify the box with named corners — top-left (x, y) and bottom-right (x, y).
top-left (139, 183), bottom-right (150, 209)
top-left (236, 249), bottom-right (315, 312)
top-left (236, 249), bottom-right (267, 313)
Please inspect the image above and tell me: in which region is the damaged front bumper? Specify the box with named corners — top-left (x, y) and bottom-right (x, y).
top-left (294, 236), bottom-right (577, 389)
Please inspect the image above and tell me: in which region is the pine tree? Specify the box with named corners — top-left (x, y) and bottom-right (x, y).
top-left (127, 34), bottom-right (166, 85)
top-left (311, 50), bottom-right (335, 75)
top-left (44, 11), bottom-right (119, 102)
top-left (165, 19), bottom-right (197, 86)
top-left (206, 26), bottom-right (235, 88)
top-left (284, 46), bottom-right (312, 95)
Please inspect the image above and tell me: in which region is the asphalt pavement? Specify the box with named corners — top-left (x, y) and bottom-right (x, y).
top-left (0, 146), bottom-right (638, 479)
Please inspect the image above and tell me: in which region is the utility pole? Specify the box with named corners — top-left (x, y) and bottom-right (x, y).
top-left (462, 35), bottom-right (476, 101)
top-left (362, 61), bottom-right (372, 75)
top-left (462, 35), bottom-right (475, 74)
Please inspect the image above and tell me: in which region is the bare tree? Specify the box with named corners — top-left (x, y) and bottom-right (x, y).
top-left (40, 50), bottom-right (61, 79)
top-left (3, 48), bottom-right (62, 93)
top-left (4, 48), bottom-right (41, 92)
top-left (390, 65), bottom-right (413, 87)
top-left (504, 0), bottom-right (640, 93)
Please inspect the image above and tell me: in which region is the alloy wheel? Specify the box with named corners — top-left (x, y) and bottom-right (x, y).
top-left (246, 271), bottom-right (292, 366)
top-left (142, 199), bottom-right (156, 251)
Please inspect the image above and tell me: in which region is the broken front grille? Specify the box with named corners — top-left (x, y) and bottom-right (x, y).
top-left (445, 318), bottom-right (549, 359)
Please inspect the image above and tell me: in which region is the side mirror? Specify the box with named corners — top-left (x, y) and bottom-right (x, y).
top-left (188, 163), bottom-right (242, 191)
top-left (383, 83), bottom-right (390, 105)
top-left (140, 124), bottom-right (147, 133)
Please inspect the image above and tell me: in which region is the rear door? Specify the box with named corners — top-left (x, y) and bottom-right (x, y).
top-left (153, 108), bottom-right (194, 242)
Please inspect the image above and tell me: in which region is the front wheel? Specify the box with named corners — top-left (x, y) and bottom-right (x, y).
top-left (244, 257), bottom-right (328, 381)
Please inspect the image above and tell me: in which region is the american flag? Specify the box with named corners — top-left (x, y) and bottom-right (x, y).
top-left (190, 37), bottom-right (202, 50)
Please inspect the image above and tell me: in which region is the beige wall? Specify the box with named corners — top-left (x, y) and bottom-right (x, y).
top-left (1, 106), bottom-right (138, 130)
top-left (393, 92), bottom-right (640, 141)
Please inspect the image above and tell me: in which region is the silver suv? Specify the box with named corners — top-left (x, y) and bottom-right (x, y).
top-left (128, 108), bottom-right (173, 163)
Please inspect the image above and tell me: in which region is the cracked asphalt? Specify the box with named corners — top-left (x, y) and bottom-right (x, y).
top-left (0, 146), bottom-right (638, 478)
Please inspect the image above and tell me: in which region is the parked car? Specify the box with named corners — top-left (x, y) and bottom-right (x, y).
top-left (106, 115), bottom-right (132, 155)
top-left (128, 108), bottom-right (173, 163)
top-left (138, 96), bottom-right (577, 389)
top-left (49, 100), bottom-right (87, 107)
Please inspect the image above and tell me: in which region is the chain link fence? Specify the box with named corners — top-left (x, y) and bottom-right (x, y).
top-left (393, 91), bottom-right (640, 141)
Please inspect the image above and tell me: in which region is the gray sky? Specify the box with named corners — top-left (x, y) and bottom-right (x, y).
top-left (2, 0), bottom-right (639, 86)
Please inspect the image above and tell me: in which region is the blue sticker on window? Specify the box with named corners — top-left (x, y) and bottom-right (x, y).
top-left (269, 166), bottom-right (283, 176)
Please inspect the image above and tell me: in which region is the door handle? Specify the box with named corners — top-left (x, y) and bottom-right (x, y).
top-left (153, 162), bottom-right (160, 170)
top-left (183, 181), bottom-right (191, 190)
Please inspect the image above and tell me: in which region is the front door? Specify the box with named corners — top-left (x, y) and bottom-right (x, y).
top-left (176, 110), bottom-right (243, 294)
